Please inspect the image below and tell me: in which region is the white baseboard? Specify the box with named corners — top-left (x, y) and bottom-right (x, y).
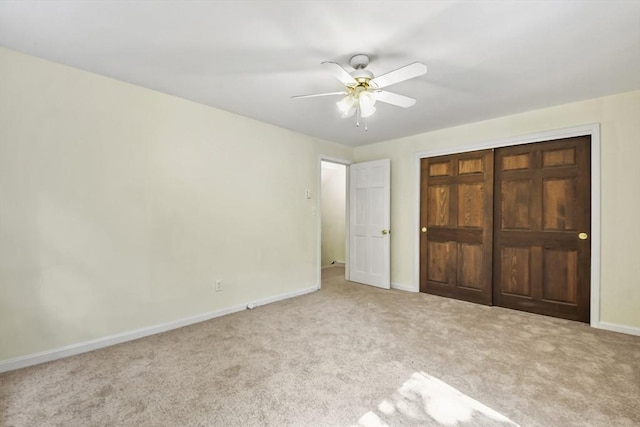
top-left (0, 285), bottom-right (317, 373)
top-left (594, 321), bottom-right (640, 336)
top-left (391, 282), bottom-right (418, 293)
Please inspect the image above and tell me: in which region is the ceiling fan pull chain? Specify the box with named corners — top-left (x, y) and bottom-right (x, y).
top-left (365, 117), bottom-right (368, 131)
top-left (356, 108), bottom-right (360, 127)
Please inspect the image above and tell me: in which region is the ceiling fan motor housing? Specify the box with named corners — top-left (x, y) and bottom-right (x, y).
top-left (349, 54), bottom-right (374, 86)
top-left (351, 70), bottom-right (374, 81)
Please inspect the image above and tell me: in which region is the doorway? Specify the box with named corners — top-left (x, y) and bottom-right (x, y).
top-left (419, 134), bottom-right (593, 323)
top-left (318, 157), bottom-right (392, 290)
top-left (319, 160), bottom-right (348, 284)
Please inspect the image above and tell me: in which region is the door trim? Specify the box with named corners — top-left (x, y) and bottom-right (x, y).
top-left (413, 123), bottom-right (601, 327)
top-left (317, 155), bottom-right (352, 289)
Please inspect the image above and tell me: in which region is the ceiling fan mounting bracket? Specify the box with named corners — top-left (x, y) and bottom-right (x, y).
top-left (349, 54), bottom-right (370, 70)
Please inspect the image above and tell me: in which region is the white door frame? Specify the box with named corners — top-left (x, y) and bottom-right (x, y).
top-left (413, 123), bottom-right (602, 328)
top-left (317, 155), bottom-right (352, 289)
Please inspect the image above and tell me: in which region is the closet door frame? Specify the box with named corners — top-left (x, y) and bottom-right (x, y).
top-left (413, 123), bottom-right (601, 327)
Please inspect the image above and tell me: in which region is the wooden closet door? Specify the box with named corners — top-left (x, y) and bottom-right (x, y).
top-left (494, 136), bottom-right (591, 322)
top-left (420, 150), bottom-right (494, 305)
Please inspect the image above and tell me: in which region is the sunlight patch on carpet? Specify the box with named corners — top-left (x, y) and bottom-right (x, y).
top-left (358, 372), bottom-right (519, 426)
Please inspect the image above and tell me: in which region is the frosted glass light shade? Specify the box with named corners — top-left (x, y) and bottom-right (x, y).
top-left (359, 91), bottom-right (377, 118)
top-left (337, 95), bottom-right (355, 114)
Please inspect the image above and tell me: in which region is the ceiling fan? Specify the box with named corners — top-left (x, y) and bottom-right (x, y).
top-left (292, 54), bottom-right (427, 129)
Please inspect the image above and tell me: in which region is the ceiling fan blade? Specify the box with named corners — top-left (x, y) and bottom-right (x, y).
top-left (375, 90), bottom-right (417, 108)
top-left (291, 91), bottom-right (347, 99)
top-left (321, 61), bottom-right (357, 86)
top-left (370, 62), bottom-right (427, 89)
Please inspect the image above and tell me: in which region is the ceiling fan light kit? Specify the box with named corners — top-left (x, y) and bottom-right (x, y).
top-left (292, 54), bottom-right (427, 130)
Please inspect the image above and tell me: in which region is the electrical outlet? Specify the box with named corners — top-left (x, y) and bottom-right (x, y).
top-left (215, 280), bottom-right (222, 292)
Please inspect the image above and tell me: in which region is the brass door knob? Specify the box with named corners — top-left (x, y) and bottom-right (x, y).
top-left (421, 227), bottom-right (427, 233)
top-left (382, 229), bottom-right (389, 235)
top-left (578, 232), bottom-right (588, 240)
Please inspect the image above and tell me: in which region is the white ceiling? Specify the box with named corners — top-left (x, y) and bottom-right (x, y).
top-left (1, 1), bottom-right (639, 146)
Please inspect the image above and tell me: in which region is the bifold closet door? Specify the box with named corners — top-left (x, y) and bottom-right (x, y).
top-left (420, 150), bottom-right (494, 305)
top-left (493, 136), bottom-right (591, 322)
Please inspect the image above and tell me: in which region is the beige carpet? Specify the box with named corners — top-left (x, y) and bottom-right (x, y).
top-left (1, 266), bottom-right (639, 426)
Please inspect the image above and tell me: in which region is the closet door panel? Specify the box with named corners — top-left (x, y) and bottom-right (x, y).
top-left (420, 150), bottom-right (493, 305)
top-left (494, 136), bottom-right (591, 322)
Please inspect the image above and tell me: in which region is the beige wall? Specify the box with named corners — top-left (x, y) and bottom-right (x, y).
top-left (321, 162), bottom-right (346, 267)
top-left (1, 46), bottom-right (638, 363)
top-left (0, 47), bottom-right (352, 360)
top-left (354, 90), bottom-right (640, 329)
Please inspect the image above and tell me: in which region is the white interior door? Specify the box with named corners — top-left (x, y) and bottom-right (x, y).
top-left (349, 159), bottom-right (391, 289)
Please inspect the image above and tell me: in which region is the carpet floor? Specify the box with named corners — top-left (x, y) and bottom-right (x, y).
top-left (1, 266), bottom-right (639, 426)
